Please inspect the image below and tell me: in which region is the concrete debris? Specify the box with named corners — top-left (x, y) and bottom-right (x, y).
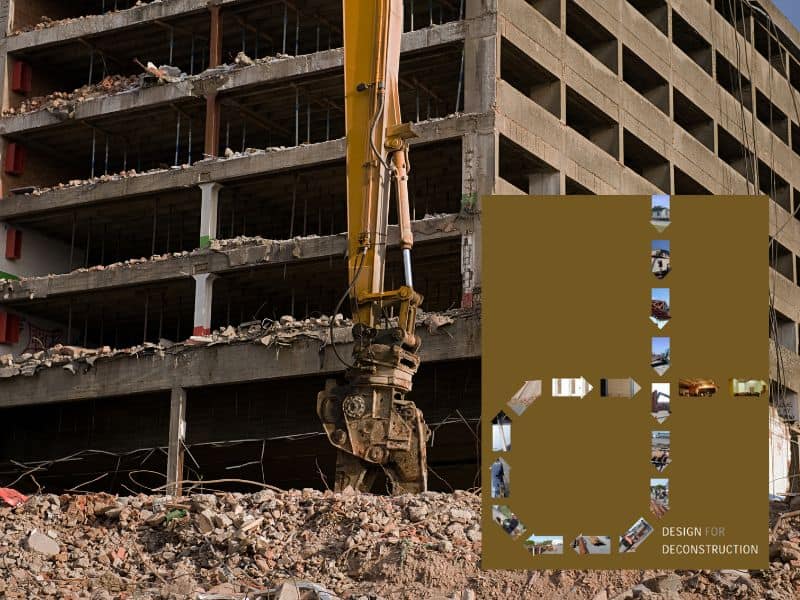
top-left (10, 1), bottom-right (161, 35)
top-left (0, 490), bottom-right (797, 599)
top-left (135, 59), bottom-right (187, 84)
top-left (0, 212), bottom-right (457, 290)
top-left (18, 164), bottom-right (187, 197)
top-left (2, 75), bottom-right (141, 117)
top-left (12, 109), bottom-right (451, 199)
top-left (0, 308), bottom-right (464, 381)
top-left (235, 52), bottom-right (256, 67)
top-left (23, 529), bottom-right (60, 556)
top-left (16, 144), bottom-right (298, 198)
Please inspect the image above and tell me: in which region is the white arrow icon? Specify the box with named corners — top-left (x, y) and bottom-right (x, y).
top-left (551, 377), bottom-right (593, 398)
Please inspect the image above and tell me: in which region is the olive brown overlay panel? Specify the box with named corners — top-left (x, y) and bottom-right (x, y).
top-left (482, 195), bottom-right (769, 569)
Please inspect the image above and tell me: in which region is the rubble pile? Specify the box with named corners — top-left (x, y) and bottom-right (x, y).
top-left (0, 308), bottom-right (460, 380)
top-left (3, 75), bottom-right (141, 117)
top-left (10, 1), bottom-right (160, 35)
top-left (0, 489), bottom-right (797, 599)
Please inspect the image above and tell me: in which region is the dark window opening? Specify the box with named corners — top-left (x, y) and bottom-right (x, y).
top-left (566, 2), bottom-right (618, 73)
top-left (566, 87), bottom-right (619, 159)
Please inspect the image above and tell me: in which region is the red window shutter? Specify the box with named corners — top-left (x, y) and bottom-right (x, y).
top-left (11, 61), bottom-right (31, 94)
top-left (5, 228), bottom-right (21, 260)
top-left (4, 143), bottom-right (26, 175)
top-left (0, 312), bottom-right (19, 345)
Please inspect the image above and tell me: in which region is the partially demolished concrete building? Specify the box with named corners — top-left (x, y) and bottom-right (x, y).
top-left (0, 0), bottom-right (798, 495)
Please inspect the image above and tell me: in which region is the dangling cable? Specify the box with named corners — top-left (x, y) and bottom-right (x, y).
top-left (330, 250), bottom-right (366, 369)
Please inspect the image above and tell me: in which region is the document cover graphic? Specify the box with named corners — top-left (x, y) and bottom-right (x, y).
top-left (482, 195), bottom-right (768, 569)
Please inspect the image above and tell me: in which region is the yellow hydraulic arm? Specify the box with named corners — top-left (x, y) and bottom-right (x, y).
top-left (317, 0), bottom-right (429, 494)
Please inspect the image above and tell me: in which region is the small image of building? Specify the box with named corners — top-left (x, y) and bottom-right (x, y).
top-left (651, 240), bottom-right (671, 279)
top-left (651, 196), bottom-right (671, 233)
top-left (652, 206), bottom-right (670, 221)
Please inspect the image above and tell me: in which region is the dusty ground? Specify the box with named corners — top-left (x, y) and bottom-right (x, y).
top-left (0, 488), bottom-right (797, 599)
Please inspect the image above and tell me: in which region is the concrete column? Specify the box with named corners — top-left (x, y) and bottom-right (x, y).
top-left (198, 182), bottom-right (222, 249)
top-left (464, 1), bottom-right (497, 114)
top-left (461, 0), bottom-right (497, 308)
top-left (192, 273), bottom-right (216, 336)
top-left (528, 172), bottom-right (560, 195)
top-left (166, 387), bottom-right (187, 497)
top-left (204, 92), bottom-right (221, 158)
top-left (208, 3), bottom-right (223, 69)
top-left (461, 129), bottom-right (496, 307)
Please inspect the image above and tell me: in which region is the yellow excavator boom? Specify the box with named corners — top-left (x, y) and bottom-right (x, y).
top-left (316, 0), bottom-right (429, 494)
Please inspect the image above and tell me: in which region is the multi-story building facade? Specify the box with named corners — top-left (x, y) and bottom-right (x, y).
top-left (0, 0), bottom-right (796, 496)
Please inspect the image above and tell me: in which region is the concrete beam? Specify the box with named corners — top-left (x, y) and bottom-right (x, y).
top-left (0, 113), bottom-right (492, 221)
top-left (6, 0), bottom-right (245, 53)
top-left (0, 215), bottom-right (462, 302)
top-left (2, 18), bottom-right (491, 137)
top-left (495, 80), bottom-right (663, 195)
top-left (0, 311), bottom-right (481, 406)
top-left (0, 80), bottom-right (199, 136)
top-left (499, 0), bottom-right (800, 196)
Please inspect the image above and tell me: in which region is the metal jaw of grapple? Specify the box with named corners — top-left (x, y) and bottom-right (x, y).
top-left (317, 331), bottom-right (429, 494)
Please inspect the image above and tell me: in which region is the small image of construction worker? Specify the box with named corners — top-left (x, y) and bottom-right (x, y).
top-left (491, 457), bottom-right (510, 498)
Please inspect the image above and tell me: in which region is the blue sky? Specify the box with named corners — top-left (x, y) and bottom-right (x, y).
top-left (526, 535), bottom-right (563, 544)
top-left (774, 1), bottom-right (800, 30)
top-left (652, 337), bottom-right (669, 354)
top-left (652, 240), bottom-right (669, 252)
top-left (651, 195), bottom-right (669, 209)
top-left (652, 288), bottom-right (669, 303)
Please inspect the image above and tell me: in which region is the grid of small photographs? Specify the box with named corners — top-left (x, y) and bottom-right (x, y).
top-left (647, 196), bottom-right (670, 530)
top-left (490, 196), bottom-right (765, 560)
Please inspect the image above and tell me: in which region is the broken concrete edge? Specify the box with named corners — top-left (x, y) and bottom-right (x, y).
top-left (0, 307), bottom-right (476, 382)
top-left (2, 19), bottom-right (472, 128)
top-left (0, 213), bottom-right (462, 301)
top-left (1, 49), bottom-right (325, 126)
top-left (7, 0), bottom-right (210, 46)
top-left (0, 112), bottom-right (490, 218)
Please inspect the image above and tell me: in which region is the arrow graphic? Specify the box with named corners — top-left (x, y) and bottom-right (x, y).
top-left (551, 377), bottom-right (593, 398)
top-left (600, 377), bottom-right (641, 398)
top-left (507, 380), bottom-right (542, 416)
